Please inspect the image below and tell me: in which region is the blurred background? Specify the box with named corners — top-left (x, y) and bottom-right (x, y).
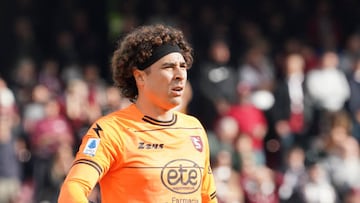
top-left (1, 0), bottom-right (360, 202)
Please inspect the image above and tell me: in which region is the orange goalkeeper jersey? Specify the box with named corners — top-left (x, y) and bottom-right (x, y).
top-left (66, 104), bottom-right (217, 202)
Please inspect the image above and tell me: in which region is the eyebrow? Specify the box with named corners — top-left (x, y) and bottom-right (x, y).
top-left (161, 61), bottom-right (187, 67)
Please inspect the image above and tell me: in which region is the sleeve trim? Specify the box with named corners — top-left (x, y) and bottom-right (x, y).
top-left (210, 191), bottom-right (217, 200)
top-left (73, 159), bottom-right (103, 176)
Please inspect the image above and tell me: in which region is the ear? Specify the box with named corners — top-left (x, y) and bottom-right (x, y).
top-left (133, 69), bottom-right (145, 84)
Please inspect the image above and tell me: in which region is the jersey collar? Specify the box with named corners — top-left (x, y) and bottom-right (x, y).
top-left (142, 114), bottom-right (177, 126)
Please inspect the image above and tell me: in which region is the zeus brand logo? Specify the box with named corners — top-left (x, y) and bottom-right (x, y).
top-left (138, 142), bottom-right (164, 149)
top-left (161, 159), bottom-right (202, 194)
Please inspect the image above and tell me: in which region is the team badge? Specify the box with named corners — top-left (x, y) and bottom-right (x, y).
top-left (83, 138), bottom-right (100, 157)
top-left (190, 136), bottom-right (203, 152)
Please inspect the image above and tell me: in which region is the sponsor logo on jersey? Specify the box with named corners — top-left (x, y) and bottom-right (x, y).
top-left (171, 197), bottom-right (199, 203)
top-left (92, 123), bottom-right (103, 137)
top-left (161, 159), bottom-right (202, 194)
top-left (138, 142), bottom-right (164, 149)
top-left (83, 138), bottom-right (100, 157)
top-left (190, 136), bottom-right (203, 152)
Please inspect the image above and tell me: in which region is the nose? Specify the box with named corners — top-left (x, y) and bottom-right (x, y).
top-left (174, 66), bottom-right (187, 80)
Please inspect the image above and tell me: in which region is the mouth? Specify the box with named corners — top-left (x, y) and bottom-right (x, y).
top-left (171, 86), bottom-right (184, 96)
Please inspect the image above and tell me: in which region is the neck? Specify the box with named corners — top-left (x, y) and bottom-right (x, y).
top-left (134, 100), bottom-right (175, 121)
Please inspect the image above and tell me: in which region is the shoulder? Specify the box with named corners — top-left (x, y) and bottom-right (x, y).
top-left (87, 107), bottom-right (137, 138)
top-left (97, 104), bottom-right (139, 124)
top-left (176, 111), bottom-right (199, 121)
top-left (175, 111), bottom-right (204, 127)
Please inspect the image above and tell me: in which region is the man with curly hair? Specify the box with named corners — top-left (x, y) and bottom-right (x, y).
top-left (58, 24), bottom-right (218, 203)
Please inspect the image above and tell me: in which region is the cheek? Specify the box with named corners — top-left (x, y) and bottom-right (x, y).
top-left (181, 69), bottom-right (188, 79)
top-left (146, 76), bottom-right (169, 93)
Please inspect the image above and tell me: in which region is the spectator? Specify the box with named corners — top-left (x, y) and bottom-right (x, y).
top-left (322, 110), bottom-right (354, 156)
top-left (48, 144), bottom-right (75, 203)
top-left (270, 53), bottom-right (314, 160)
top-left (38, 58), bottom-right (63, 97)
top-left (30, 98), bottom-right (74, 203)
top-left (102, 86), bottom-right (131, 115)
top-left (213, 150), bottom-right (244, 203)
top-left (238, 152), bottom-right (280, 203)
top-left (339, 33), bottom-right (360, 77)
top-left (0, 77), bottom-right (23, 203)
top-left (306, 51), bottom-right (351, 136)
top-left (306, 51), bottom-right (350, 113)
top-left (348, 57), bottom-right (360, 142)
top-left (208, 116), bottom-right (239, 166)
top-left (61, 78), bottom-right (98, 141)
top-left (22, 84), bottom-right (50, 136)
top-left (83, 63), bottom-right (108, 120)
top-left (9, 57), bottom-right (38, 109)
top-left (83, 63), bottom-right (108, 109)
top-left (198, 38), bottom-right (238, 129)
top-left (322, 137), bottom-right (360, 201)
top-left (226, 82), bottom-right (268, 166)
top-left (301, 163), bottom-right (337, 203)
top-left (320, 110), bottom-right (360, 201)
top-left (300, 43), bottom-right (320, 74)
top-left (238, 43), bottom-right (275, 92)
top-left (278, 146), bottom-right (307, 203)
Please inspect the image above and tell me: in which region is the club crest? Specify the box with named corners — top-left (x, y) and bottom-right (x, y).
top-left (190, 136), bottom-right (203, 152)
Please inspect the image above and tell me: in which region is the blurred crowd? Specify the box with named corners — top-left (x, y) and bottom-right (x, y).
top-left (1, 0), bottom-right (360, 202)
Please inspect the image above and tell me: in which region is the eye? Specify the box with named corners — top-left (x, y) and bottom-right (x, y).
top-left (162, 65), bottom-right (174, 69)
top-left (180, 63), bottom-right (188, 69)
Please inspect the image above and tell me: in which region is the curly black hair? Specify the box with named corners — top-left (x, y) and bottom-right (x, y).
top-left (111, 24), bottom-right (193, 100)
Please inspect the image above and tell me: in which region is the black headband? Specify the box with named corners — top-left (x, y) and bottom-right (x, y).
top-left (137, 44), bottom-right (182, 70)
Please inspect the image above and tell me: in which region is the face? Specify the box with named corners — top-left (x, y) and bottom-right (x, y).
top-left (286, 54), bottom-right (304, 75)
top-left (137, 52), bottom-right (188, 110)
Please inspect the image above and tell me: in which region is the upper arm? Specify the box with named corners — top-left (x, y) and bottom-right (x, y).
top-left (58, 163), bottom-right (100, 203)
